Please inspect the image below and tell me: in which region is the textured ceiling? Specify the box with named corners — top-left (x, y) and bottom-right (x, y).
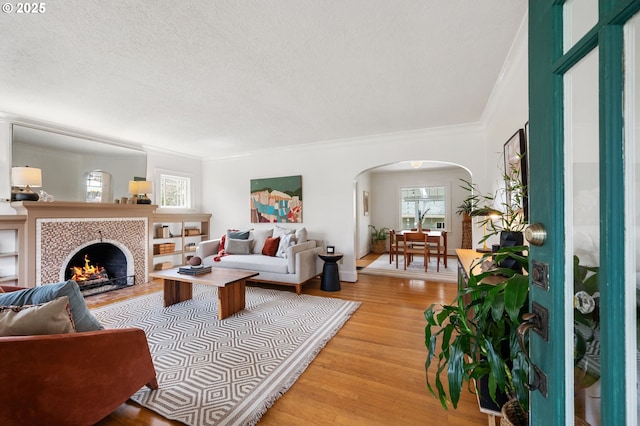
top-left (0, 1), bottom-right (527, 159)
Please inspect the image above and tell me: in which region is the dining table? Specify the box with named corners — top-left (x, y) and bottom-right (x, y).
top-left (395, 229), bottom-right (448, 269)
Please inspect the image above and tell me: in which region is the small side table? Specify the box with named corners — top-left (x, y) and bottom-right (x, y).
top-left (318, 252), bottom-right (343, 292)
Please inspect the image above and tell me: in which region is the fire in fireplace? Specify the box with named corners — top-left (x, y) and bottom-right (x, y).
top-left (70, 255), bottom-right (110, 284)
top-left (65, 242), bottom-right (135, 296)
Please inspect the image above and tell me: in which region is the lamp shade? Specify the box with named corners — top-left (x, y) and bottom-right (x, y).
top-left (137, 181), bottom-right (153, 194)
top-left (11, 167), bottom-right (42, 187)
top-left (128, 181), bottom-right (139, 195)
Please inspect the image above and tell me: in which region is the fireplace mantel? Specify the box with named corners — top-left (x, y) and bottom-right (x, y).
top-left (11, 201), bottom-right (157, 287)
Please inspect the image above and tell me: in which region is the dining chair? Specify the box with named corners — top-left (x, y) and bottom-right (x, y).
top-left (389, 230), bottom-right (405, 268)
top-left (403, 231), bottom-right (429, 271)
top-left (426, 233), bottom-right (442, 272)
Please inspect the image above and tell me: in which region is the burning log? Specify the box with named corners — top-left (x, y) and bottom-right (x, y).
top-left (71, 255), bottom-right (109, 285)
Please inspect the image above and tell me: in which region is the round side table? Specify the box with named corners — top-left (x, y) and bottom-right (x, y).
top-left (318, 252), bottom-right (343, 291)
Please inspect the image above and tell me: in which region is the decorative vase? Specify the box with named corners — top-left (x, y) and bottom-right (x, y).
top-left (417, 221), bottom-right (423, 232)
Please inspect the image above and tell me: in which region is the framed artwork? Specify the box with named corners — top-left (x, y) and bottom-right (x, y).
top-left (503, 128), bottom-right (528, 220)
top-left (250, 175), bottom-right (302, 223)
top-left (363, 191), bottom-right (369, 216)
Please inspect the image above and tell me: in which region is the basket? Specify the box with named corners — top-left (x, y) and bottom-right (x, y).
top-left (500, 400), bottom-right (528, 426)
top-left (153, 243), bottom-right (175, 254)
top-left (500, 400), bottom-right (591, 426)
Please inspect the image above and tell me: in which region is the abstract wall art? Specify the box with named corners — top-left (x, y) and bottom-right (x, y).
top-left (250, 175), bottom-right (302, 223)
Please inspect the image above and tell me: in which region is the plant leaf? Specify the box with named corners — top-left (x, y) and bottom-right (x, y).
top-left (504, 274), bottom-right (529, 323)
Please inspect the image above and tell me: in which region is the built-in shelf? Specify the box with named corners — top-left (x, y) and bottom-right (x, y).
top-left (152, 213), bottom-right (211, 269)
top-left (0, 215), bottom-right (25, 287)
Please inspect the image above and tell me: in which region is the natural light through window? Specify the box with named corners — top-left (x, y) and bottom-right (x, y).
top-left (159, 173), bottom-right (191, 209)
top-left (400, 186), bottom-right (446, 230)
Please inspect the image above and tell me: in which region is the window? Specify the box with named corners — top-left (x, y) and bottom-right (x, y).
top-left (159, 173), bottom-right (191, 209)
top-left (400, 186), bottom-right (446, 230)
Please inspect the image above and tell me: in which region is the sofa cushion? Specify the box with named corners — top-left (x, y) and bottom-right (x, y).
top-left (0, 296), bottom-right (76, 336)
top-left (226, 238), bottom-right (251, 255)
top-left (295, 227), bottom-right (308, 244)
top-left (250, 228), bottom-right (273, 254)
top-left (215, 254), bottom-right (290, 274)
top-left (262, 236), bottom-right (280, 256)
top-left (0, 280), bottom-right (104, 332)
top-left (225, 230), bottom-right (250, 249)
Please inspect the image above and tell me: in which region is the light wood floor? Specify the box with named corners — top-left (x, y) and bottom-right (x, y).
top-left (87, 256), bottom-right (492, 426)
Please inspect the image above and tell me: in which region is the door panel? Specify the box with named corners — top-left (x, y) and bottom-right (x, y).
top-left (529, 1), bottom-right (640, 425)
top-left (625, 12), bottom-right (640, 424)
top-left (563, 0), bottom-right (598, 53)
top-left (565, 47), bottom-right (601, 425)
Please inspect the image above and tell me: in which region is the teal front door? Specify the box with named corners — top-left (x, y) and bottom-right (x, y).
top-left (529, 1), bottom-right (640, 425)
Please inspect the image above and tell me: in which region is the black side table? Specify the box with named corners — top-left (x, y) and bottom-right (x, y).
top-left (318, 252), bottom-right (343, 291)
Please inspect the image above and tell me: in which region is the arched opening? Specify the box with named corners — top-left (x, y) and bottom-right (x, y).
top-left (353, 160), bottom-right (473, 275)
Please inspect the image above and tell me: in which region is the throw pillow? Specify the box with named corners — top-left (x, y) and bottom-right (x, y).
top-left (295, 227), bottom-right (308, 244)
top-left (250, 228), bottom-right (273, 254)
top-left (0, 296), bottom-right (76, 336)
top-left (262, 237), bottom-right (280, 256)
top-left (226, 238), bottom-right (252, 255)
top-left (273, 224), bottom-right (294, 240)
top-left (225, 230), bottom-right (250, 250)
top-left (0, 280), bottom-right (104, 332)
top-left (276, 234), bottom-right (295, 258)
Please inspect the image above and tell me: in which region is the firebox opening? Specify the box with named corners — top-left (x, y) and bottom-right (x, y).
top-left (64, 243), bottom-right (135, 296)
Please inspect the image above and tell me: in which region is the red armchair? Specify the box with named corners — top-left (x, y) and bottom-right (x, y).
top-left (0, 285), bottom-right (158, 425)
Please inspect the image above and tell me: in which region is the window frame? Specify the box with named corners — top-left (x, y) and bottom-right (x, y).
top-left (156, 170), bottom-right (193, 210)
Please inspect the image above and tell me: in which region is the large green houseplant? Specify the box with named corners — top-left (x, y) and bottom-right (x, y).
top-left (424, 246), bottom-right (530, 415)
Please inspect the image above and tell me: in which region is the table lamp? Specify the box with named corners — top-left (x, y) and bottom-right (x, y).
top-left (471, 207), bottom-right (502, 253)
top-left (11, 166), bottom-right (42, 201)
top-left (137, 181), bottom-right (152, 204)
top-left (128, 181), bottom-right (139, 203)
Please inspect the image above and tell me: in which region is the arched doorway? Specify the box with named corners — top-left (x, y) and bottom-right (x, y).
top-left (353, 160), bottom-right (472, 270)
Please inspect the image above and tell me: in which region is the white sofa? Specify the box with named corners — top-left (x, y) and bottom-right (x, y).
top-left (196, 228), bottom-right (323, 294)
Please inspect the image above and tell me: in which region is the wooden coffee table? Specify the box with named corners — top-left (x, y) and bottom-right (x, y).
top-left (149, 267), bottom-right (259, 320)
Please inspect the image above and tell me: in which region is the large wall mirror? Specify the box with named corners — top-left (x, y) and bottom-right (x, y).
top-left (12, 124), bottom-right (147, 203)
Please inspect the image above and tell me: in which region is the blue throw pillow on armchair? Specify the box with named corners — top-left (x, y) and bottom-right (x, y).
top-left (0, 280), bottom-right (104, 332)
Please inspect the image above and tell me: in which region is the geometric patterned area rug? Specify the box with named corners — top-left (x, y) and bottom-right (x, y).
top-left (359, 254), bottom-right (457, 283)
top-left (91, 286), bottom-right (360, 426)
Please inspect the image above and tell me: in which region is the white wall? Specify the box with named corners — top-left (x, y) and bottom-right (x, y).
top-left (145, 147), bottom-right (204, 214)
top-left (355, 171), bottom-right (372, 259)
top-left (478, 15), bottom-right (530, 248)
top-left (0, 121), bottom-right (13, 214)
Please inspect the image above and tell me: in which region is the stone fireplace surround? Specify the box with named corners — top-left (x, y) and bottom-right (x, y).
top-left (11, 202), bottom-right (156, 287)
top-left (37, 217), bottom-right (145, 286)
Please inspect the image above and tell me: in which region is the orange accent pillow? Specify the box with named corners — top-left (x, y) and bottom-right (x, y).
top-left (262, 237), bottom-right (280, 257)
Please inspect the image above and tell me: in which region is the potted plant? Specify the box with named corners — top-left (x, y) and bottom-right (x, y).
top-left (457, 184), bottom-right (479, 250)
top-left (472, 161), bottom-right (527, 243)
top-left (424, 246), bottom-right (530, 422)
top-left (369, 225), bottom-right (390, 254)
